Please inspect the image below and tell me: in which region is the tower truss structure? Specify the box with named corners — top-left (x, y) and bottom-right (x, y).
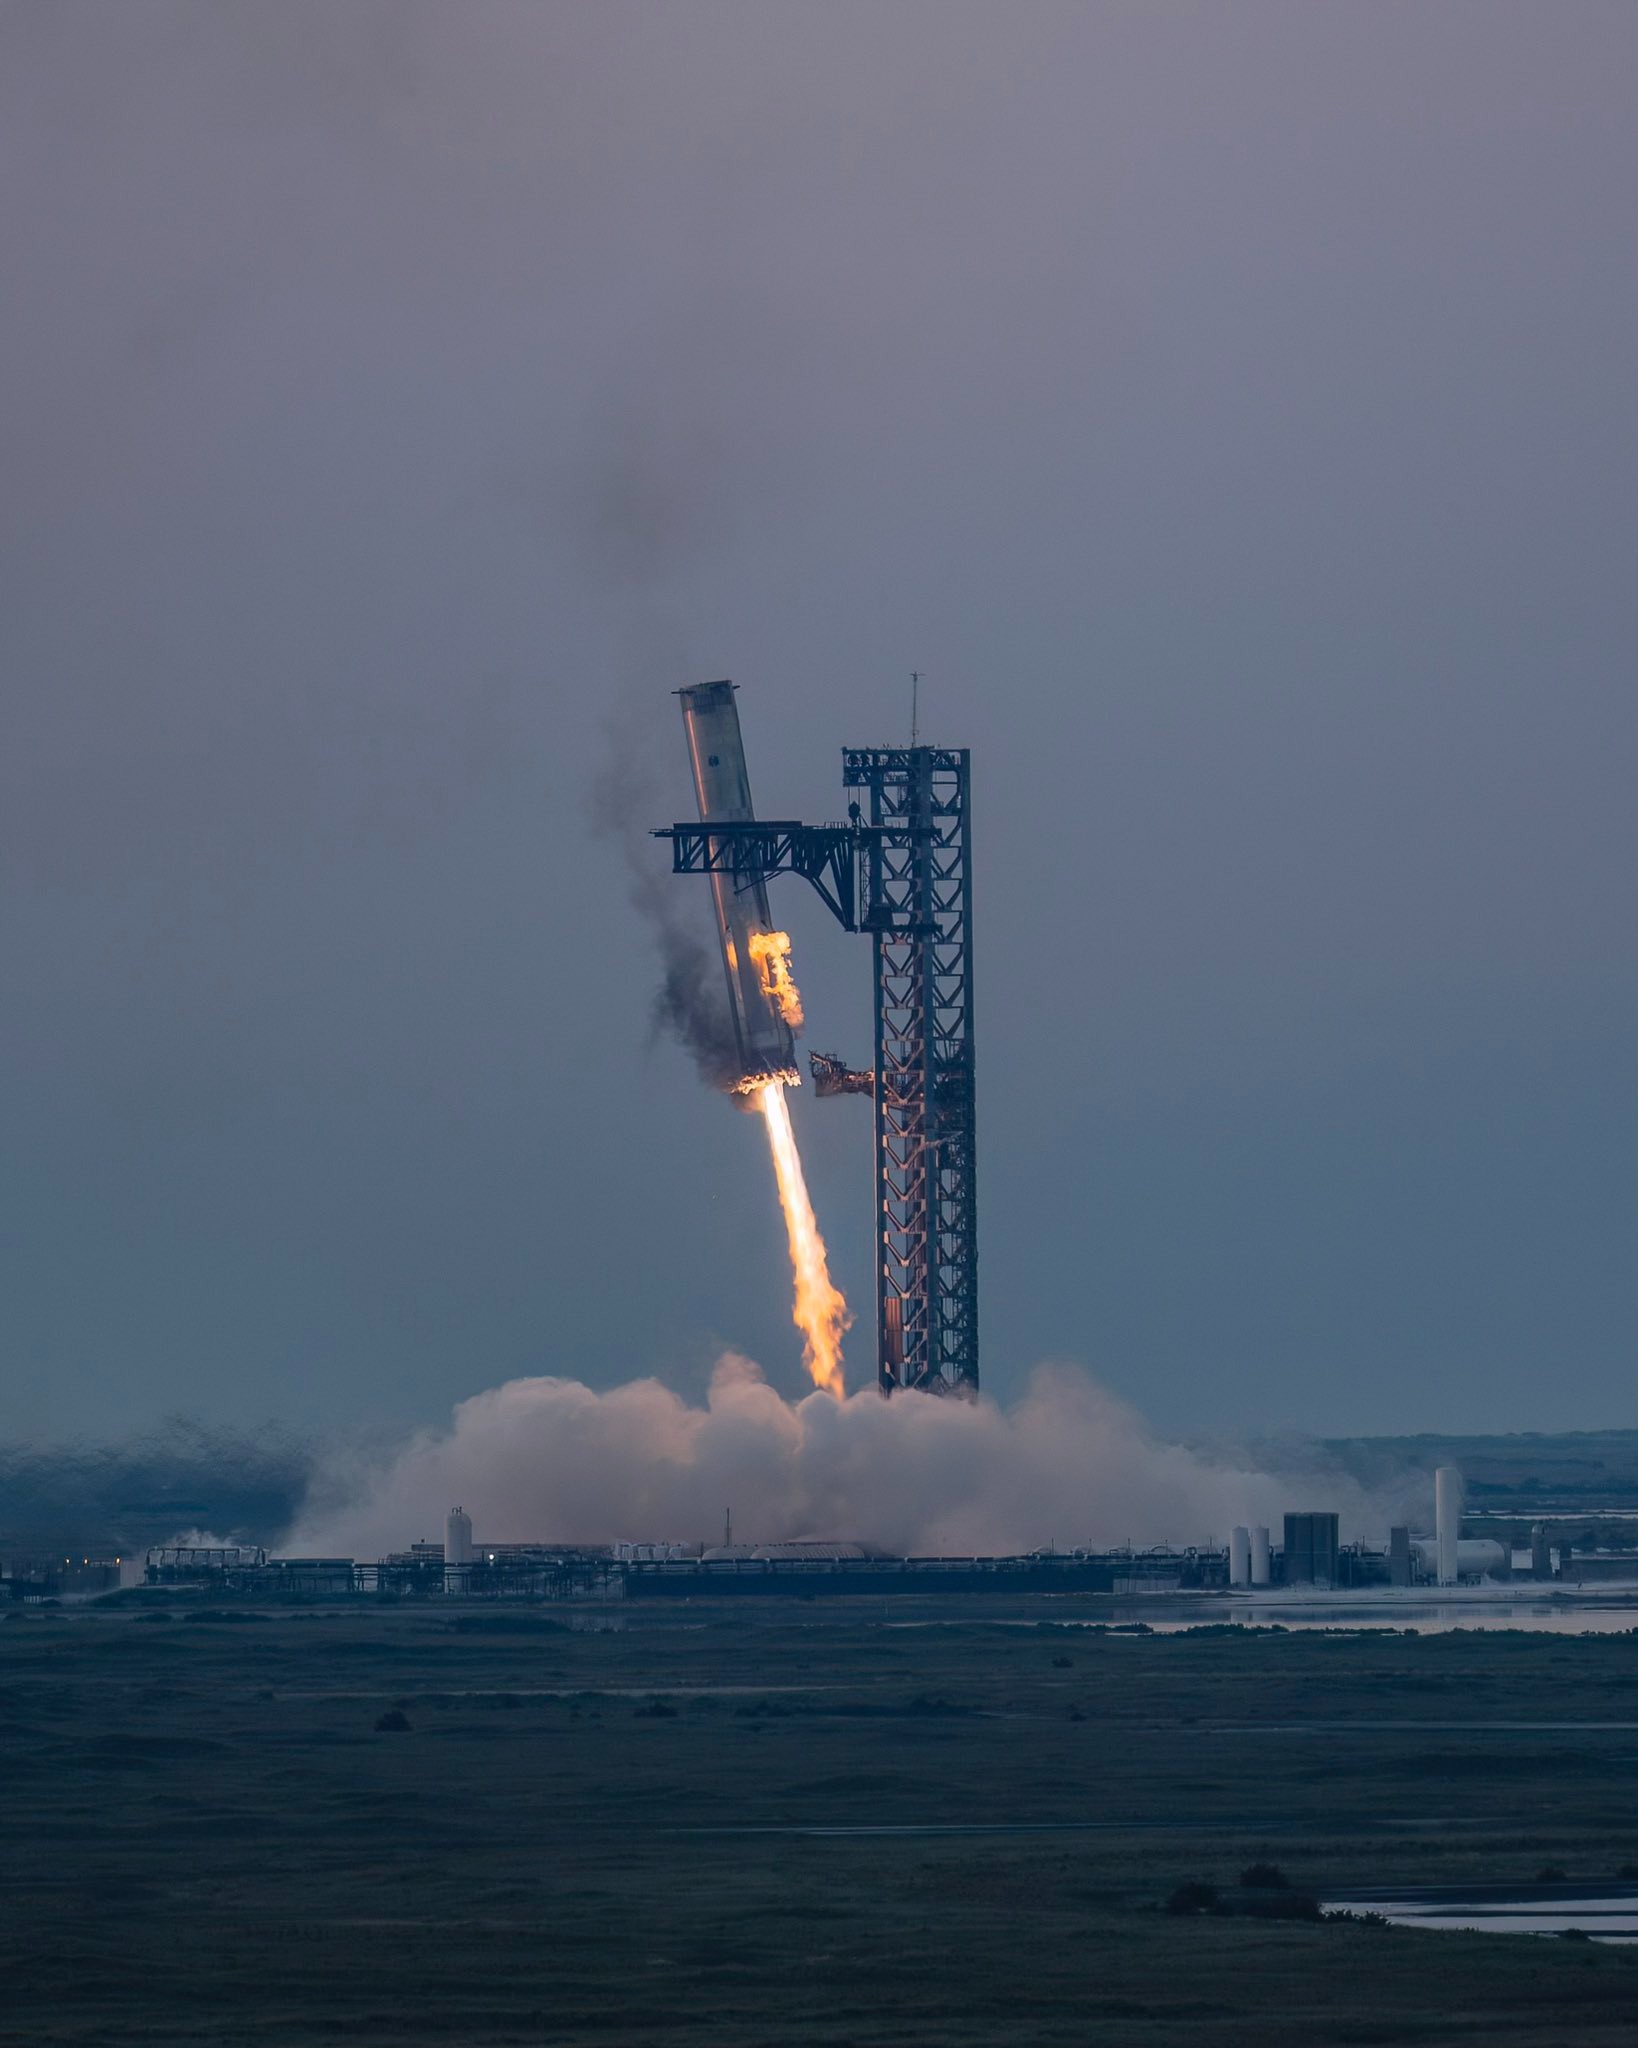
top-left (844, 748), bottom-right (976, 1394)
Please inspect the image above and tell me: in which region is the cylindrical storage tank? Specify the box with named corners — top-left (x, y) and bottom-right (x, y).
top-left (1229, 1526), bottom-right (1251, 1588)
top-left (1435, 1466), bottom-right (1463, 1587)
top-left (677, 682), bottom-right (799, 1089)
top-left (1414, 1536), bottom-right (1507, 1582)
top-left (1250, 1526), bottom-right (1271, 1586)
top-left (445, 1506), bottom-right (473, 1595)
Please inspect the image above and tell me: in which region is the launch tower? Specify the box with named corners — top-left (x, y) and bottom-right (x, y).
top-left (843, 747), bottom-right (976, 1395)
top-left (659, 706), bottom-right (977, 1396)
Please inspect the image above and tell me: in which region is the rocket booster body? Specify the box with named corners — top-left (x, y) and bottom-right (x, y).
top-left (677, 681), bottom-right (798, 1088)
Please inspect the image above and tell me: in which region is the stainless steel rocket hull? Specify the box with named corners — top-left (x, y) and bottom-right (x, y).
top-left (677, 681), bottom-right (798, 1088)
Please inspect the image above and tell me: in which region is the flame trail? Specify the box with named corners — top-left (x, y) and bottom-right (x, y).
top-left (754, 1079), bottom-right (849, 1395)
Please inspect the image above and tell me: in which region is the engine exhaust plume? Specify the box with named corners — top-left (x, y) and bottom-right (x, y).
top-left (755, 1078), bottom-right (849, 1395)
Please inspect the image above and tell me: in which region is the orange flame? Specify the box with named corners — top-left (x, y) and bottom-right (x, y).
top-left (730, 1066), bottom-right (800, 1096)
top-left (754, 1079), bottom-right (848, 1395)
top-left (748, 929), bottom-right (805, 1032)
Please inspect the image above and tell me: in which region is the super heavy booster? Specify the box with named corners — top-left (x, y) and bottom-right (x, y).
top-left (677, 681), bottom-right (799, 1089)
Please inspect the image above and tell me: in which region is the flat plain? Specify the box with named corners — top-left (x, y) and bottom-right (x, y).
top-left (5, 1596), bottom-right (1638, 2045)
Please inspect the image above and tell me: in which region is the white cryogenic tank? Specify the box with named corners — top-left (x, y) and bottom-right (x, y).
top-left (1229, 1526), bottom-right (1251, 1587)
top-left (1250, 1526), bottom-right (1271, 1586)
top-left (1414, 1536), bottom-right (1507, 1582)
top-left (677, 681), bottom-right (799, 1089)
top-left (445, 1505), bottom-right (473, 1595)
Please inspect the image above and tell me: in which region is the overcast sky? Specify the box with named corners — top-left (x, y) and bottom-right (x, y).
top-left (2, 1), bottom-right (1633, 1442)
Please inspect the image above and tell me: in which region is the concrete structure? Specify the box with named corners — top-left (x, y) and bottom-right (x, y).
top-left (1229, 1526), bottom-right (1251, 1587)
top-left (1389, 1524), bottom-right (1413, 1587)
top-left (1282, 1511), bottom-right (1340, 1588)
top-left (1435, 1466), bottom-right (1463, 1587)
top-left (1531, 1523), bottom-right (1552, 1581)
top-left (1250, 1525), bottom-right (1271, 1586)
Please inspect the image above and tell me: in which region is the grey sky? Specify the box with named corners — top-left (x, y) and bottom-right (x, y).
top-left (2, 1), bottom-right (1633, 1441)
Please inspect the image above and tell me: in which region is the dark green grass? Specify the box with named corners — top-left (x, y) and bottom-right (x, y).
top-left (5, 1601), bottom-right (1638, 2044)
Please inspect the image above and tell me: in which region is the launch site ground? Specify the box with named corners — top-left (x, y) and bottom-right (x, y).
top-left (7, 1600), bottom-right (1638, 2045)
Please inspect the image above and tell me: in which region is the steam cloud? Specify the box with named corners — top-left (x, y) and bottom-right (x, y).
top-left (287, 1357), bottom-right (1383, 1559)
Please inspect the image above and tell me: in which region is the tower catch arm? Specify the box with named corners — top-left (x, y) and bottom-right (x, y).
top-left (654, 820), bottom-right (870, 932)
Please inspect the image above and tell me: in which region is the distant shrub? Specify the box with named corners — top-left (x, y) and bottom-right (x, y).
top-left (1068, 1708), bottom-right (1087, 1723)
top-left (1166, 1882), bottom-right (1219, 1916)
top-left (1240, 1863), bottom-right (1290, 1890)
top-left (449, 1614), bottom-right (567, 1634)
top-left (1618, 1864), bottom-right (1638, 1881)
top-left (1537, 1865), bottom-right (1568, 1884)
top-left (1558, 1926), bottom-right (1591, 1942)
top-left (634, 1698), bottom-right (678, 1719)
top-left (1051, 1655), bottom-right (1073, 1668)
top-left (374, 1710), bottom-right (412, 1733)
top-left (1241, 1892), bottom-right (1322, 1922)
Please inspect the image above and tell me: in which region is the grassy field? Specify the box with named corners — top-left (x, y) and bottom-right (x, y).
top-left (6, 1596), bottom-right (1638, 2045)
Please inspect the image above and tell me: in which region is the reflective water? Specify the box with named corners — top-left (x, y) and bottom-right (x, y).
top-left (1325, 1892), bottom-right (1638, 1942)
top-left (888, 1596), bottom-right (1638, 1634)
top-left (1058, 1595), bottom-right (1638, 1635)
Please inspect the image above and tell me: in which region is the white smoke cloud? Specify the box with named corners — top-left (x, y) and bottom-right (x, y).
top-left (287, 1357), bottom-right (1384, 1559)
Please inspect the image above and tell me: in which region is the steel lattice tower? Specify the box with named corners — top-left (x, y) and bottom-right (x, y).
top-left (846, 747), bottom-right (976, 1394)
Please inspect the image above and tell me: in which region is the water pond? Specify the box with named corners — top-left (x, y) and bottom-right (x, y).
top-left (1324, 1887), bottom-right (1638, 1942)
top-left (1073, 1594), bottom-right (1638, 1634)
